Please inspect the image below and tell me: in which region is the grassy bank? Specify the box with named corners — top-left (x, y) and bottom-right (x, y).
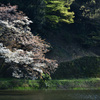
top-left (47, 78), bottom-right (100, 90)
top-left (0, 78), bottom-right (100, 90)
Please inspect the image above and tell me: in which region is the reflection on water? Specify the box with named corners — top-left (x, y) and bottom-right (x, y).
top-left (0, 90), bottom-right (100, 100)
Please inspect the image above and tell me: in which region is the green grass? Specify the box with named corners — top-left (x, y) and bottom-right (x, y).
top-left (0, 78), bottom-right (40, 90)
top-left (47, 78), bottom-right (100, 90)
top-left (0, 78), bottom-right (100, 90)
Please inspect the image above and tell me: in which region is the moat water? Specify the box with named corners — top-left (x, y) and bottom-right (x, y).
top-left (0, 90), bottom-right (100, 100)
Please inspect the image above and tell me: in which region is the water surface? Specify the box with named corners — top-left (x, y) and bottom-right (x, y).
top-left (0, 90), bottom-right (100, 100)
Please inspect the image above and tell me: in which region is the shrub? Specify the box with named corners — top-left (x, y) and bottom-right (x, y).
top-left (52, 56), bottom-right (100, 79)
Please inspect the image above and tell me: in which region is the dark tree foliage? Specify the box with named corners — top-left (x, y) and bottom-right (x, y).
top-left (52, 56), bottom-right (100, 79)
top-left (71, 0), bottom-right (100, 47)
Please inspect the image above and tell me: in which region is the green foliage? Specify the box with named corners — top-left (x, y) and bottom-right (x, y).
top-left (71, 0), bottom-right (100, 47)
top-left (0, 78), bottom-right (100, 90)
top-left (52, 56), bottom-right (100, 79)
top-left (39, 73), bottom-right (51, 89)
top-left (47, 78), bottom-right (100, 90)
top-left (0, 79), bottom-right (40, 90)
top-left (80, 31), bottom-right (100, 47)
top-left (45, 0), bottom-right (75, 27)
top-left (41, 73), bottom-right (51, 80)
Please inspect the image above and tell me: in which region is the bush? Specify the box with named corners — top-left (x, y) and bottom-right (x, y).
top-left (39, 73), bottom-right (51, 89)
top-left (52, 56), bottom-right (100, 79)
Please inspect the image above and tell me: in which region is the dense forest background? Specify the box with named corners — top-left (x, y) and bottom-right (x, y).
top-left (0, 0), bottom-right (100, 79)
